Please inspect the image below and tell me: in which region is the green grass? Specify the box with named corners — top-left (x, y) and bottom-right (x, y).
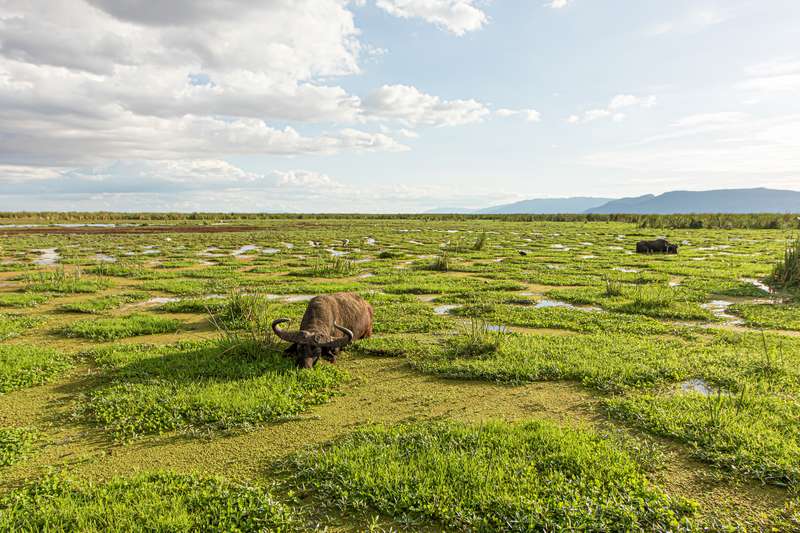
top-left (158, 297), bottom-right (229, 314)
top-left (22, 269), bottom-right (111, 293)
top-left (729, 303), bottom-right (800, 331)
top-left (0, 314), bottom-right (44, 340)
top-left (606, 392), bottom-right (800, 486)
top-left (84, 340), bottom-right (347, 440)
top-left (0, 472), bottom-right (299, 531)
top-left (451, 304), bottom-right (681, 336)
top-left (0, 292), bottom-right (49, 308)
top-left (58, 292), bottom-right (148, 314)
top-left (410, 332), bottom-right (694, 392)
top-left (292, 256), bottom-right (355, 277)
top-left (0, 344), bottom-right (71, 393)
top-left (61, 313), bottom-right (182, 341)
top-left (544, 285), bottom-right (715, 321)
top-left (372, 302), bottom-right (452, 333)
top-left (285, 420), bottom-right (697, 531)
top-left (0, 427), bottom-right (37, 466)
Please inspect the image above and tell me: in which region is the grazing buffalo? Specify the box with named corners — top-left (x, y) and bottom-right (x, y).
top-left (272, 292), bottom-right (373, 369)
top-left (636, 238), bottom-right (678, 254)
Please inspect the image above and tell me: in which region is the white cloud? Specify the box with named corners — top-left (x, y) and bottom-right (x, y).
top-left (274, 169), bottom-right (342, 189)
top-left (495, 108), bottom-right (541, 122)
top-left (546, 0), bottom-right (569, 9)
top-left (737, 58), bottom-right (800, 95)
top-left (0, 160), bottom-right (516, 213)
top-left (585, 114), bottom-right (800, 175)
top-left (645, 7), bottom-right (730, 36)
top-left (568, 94), bottom-right (656, 124)
top-left (671, 112), bottom-right (749, 129)
top-left (364, 84), bottom-right (489, 126)
top-left (375, 0), bottom-right (488, 35)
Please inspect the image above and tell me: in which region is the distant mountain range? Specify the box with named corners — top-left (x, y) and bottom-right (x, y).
top-left (426, 197), bottom-right (610, 215)
top-left (428, 188), bottom-right (800, 214)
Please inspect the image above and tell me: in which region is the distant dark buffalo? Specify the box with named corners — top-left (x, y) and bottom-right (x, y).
top-left (271, 292), bottom-right (373, 369)
top-left (636, 238), bottom-right (678, 254)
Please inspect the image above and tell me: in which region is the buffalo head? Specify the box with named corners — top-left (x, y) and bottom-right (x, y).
top-left (271, 318), bottom-right (354, 369)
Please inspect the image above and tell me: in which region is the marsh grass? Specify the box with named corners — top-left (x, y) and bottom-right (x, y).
top-left (472, 230), bottom-right (488, 251)
top-left (0, 314), bottom-right (44, 341)
top-left (604, 277), bottom-right (624, 297)
top-left (0, 344), bottom-right (71, 393)
top-left (0, 472), bottom-right (299, 531)
top-left (140, 278), bottom-right (237, 295)
top-left (58, 292), bottom-right (148, 314)
top-left (729, 302), bottom-right (800, 331)
top-left (445, 317), bottom-right (503, 359)
top-left (285, 421), bottom-right (697, 531)
top-left (61, 313), bottom-right (182, 341)
top-left (372, 302), bottom-right (452, 333)
top-left (770, 235), bottom-right (800, 290)
top-left (84, 340), bottom-right (347, 440)
top-left (23, 268), bottom-right (111, 293)
top-left (0, 292), bottom-right (49, 308)
top-left (605, 392), bottom-right (800, 486)
top-left (0, 427), bottom-right (37, 466)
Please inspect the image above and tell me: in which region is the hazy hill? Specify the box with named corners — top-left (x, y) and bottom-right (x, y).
top-left (427, 197), bottom-right (611, 214)
top-left (428, 188), bottom-right (800, 215)
top-left (586, 188), bottom-right (800, 214)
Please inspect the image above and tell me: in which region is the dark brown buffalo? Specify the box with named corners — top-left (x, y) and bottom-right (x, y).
top-left (272, 292), bottom-right (373, 369)
top-left (636, 238), bottom-right (678, 254)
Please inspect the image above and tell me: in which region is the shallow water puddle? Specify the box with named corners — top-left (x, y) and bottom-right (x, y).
top-left (283, 294), bottom-right (316, 303)
top-left (535, 299), bottom-right (601, 312)
top-left (326, 248), bottom-right (349, 257)
top-left (433, 304), bottom-right (461, 315)
top-left (32, 248), bottom-right (60, 266)
top-left (232, 245), bottom-right (259, 256)
top-left (94, 253), bottom-right (117, 263)
top-left (613, 267), bottom-right (639, 273)
top-left (702, 300), bottom-right (744, 325)
top-left (680, 378), bottom-right (715, 396)
top-left (742, 278), bottom-right (771, 293)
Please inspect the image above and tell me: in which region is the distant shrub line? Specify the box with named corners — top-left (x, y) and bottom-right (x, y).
top-left (1, 212), bottom-right (799, 229)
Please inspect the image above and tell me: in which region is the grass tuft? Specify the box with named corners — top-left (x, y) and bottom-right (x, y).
top-left (769, 235), bottom-right (800, 290)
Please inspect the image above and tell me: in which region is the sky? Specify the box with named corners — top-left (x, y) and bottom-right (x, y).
top-left (1, 0), bottom-right (799, 212)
